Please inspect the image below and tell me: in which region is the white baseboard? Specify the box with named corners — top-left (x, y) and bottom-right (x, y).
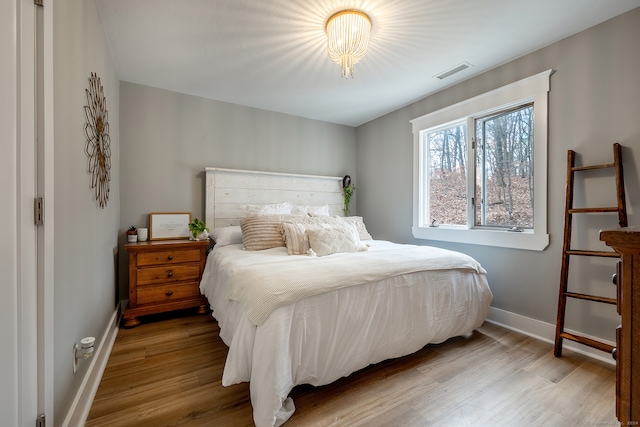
top-left (486, 306), bottom-right (616, 366)
top-left (61, 301), bottom-right (124, 427)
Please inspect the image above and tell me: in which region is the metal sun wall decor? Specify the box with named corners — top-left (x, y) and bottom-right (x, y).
top-left (84, 72), bottom-right (111, 209)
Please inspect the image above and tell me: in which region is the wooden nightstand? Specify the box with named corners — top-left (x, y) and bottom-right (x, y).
top-left (124, 239), bottom-right (210, 328)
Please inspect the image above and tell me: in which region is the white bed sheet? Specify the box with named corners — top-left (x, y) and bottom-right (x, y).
top-left (200, 240), bottom-right (492, 427)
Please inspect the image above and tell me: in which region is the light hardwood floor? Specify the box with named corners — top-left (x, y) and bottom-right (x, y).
top-left (86, 310), bottom-right (617, 426)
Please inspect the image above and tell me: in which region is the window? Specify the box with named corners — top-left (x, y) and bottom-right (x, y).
top-left (411, 70), bottom-right (551, 251)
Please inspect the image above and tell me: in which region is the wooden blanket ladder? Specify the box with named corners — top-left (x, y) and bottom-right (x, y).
top-left (554, 143), bottom-right (627, 357)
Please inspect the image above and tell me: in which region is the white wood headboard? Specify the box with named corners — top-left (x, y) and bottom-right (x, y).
top-left (205, 168), bottom-right (344, 228)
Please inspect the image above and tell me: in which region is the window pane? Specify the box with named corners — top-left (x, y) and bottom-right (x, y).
top-left (475, 105), bottom-right (534, 228)
top-left (427, 123), bottom-right (467, 226)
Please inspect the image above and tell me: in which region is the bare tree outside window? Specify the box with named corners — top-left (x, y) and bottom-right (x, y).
top-left (425, 104), bottom-right (533, 229)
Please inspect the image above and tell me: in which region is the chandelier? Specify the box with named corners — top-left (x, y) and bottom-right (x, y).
top-left (325, 10), bottom-right (372, 78)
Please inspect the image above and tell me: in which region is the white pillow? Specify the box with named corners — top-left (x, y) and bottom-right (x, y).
top-left (291, 204), bottom-right (330, 216)
top-left (211, 226), bottom-right (242, 247)
top-left (306, 223), bottom-right (368, 257)
top-left (339, 216), bottom-right (373, 240)
top-left (241, 202), bottom-right (292, 215)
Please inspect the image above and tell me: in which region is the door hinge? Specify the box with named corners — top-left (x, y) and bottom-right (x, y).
top-left (34, 0), bottom-right (43, 6)
top-left (34, 197), bottom-right (44, 225)
top-left (36, 414), bottom-right (45, 427)
top-left (471, 137), bottom-right (475, 149)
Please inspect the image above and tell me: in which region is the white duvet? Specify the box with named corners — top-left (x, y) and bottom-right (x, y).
top-left (200, 240), bottom-right (492, 427)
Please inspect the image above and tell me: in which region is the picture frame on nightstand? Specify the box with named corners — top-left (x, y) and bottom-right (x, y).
top-left (149, 212), bottom-right (191, 240)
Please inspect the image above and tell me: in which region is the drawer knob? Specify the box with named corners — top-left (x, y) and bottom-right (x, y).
top-left (167, 255), bottom-right (173, 261)
top-left (167, 271), bottom-right (173, 277)
top-left (165, 290), bottom-right (173, 297)
top-left (612, 347), bottom-right (617, 361)
top-left (611, 273), bottom-right (617, 285)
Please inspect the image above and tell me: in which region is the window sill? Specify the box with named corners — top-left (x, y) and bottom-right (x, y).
top-left (412, 226), bottom-right (549, 251)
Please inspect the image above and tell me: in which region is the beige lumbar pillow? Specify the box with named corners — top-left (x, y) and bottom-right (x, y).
top-left (240, 214), bottom-right (306, 251)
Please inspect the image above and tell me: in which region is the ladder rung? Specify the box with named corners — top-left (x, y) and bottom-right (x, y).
top-left (559, 331), bottom-right (614, 354)
top-left (566, 249), bottom-right (620, 258)
top-left (572, 162), bottom-right (615, 172)
top-left (564, 291), bottom-right (617, 305)
top-left (568, 207), bottom-right (620, 214)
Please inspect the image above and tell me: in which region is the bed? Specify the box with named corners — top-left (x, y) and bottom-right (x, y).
top-left (200, 168), bottom-right (492, 427)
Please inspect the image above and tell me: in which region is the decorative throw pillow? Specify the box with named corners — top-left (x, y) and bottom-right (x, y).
top-left (280, 216), bottom-right (346, 255)
top-left (211, 226), bottom-right (242, 247)
top-left (280, 222), bottom-right (312, 255)
top-left (240, 214), bottom-right (305, 251)
top-left (306, 223), bottom-right (367, 257)
top-left (241, 202), bottom-right (292, 215)
top-left (338, 216), bottom-right (373, 240)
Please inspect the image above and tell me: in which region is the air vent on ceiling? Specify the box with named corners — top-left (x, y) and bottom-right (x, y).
top-left (434, 62), bottom-right (473, 80)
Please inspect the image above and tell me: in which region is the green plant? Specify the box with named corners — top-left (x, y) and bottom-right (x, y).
top-left (126, 225), bottom-right (137, 235)
top-left (188, 218), bottom-right (209, 238)
top-left (342, 183), bottom-right (356, 216)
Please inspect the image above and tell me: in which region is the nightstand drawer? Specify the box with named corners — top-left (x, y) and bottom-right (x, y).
top-left (137, 249), bottom-right (201, 266)
top-left (137, 281), bottom-right (201, 305)
top-left (136, 263), bottom-right (200, 285)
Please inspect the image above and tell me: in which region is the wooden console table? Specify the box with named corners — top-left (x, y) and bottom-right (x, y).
top-left (600, 226), bottom-right (640, 424)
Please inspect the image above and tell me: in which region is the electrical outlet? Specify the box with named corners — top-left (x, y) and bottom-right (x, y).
top-left (72, 336), bottom-right (96, 374)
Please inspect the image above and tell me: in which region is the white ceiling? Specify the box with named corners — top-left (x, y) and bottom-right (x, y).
top-left (94, 0), bottom-right (640, 127)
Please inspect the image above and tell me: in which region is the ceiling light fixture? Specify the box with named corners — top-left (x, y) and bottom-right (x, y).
top-left (325, 9), bottom-right (372, 78)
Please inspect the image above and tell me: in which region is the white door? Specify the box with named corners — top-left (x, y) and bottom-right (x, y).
top-left (0, 1), bottom-right (51, 423)
top-left (35, 0), bottom-right (55, 424)
top-left (13, 0), bottom-right (54, 425)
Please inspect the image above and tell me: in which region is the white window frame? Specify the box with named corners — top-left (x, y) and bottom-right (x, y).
top-left (410, 69), bottom-right (552, 251)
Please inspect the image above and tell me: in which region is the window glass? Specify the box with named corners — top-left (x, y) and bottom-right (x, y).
top-left (475, 104), bottom-right (533, 229)
top-left (426, 122), bottom-right (467, 226)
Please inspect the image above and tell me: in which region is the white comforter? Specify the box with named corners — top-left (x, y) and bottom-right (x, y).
top-left (200, 240), bottom-right (492, 427)
top-left (226, 241), bottom-right (486, 326)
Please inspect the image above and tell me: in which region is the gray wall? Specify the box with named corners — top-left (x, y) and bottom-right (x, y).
top-left (53, 0), bottom-right (120, 423)
top-left (118, 83), bottom-right (357, 299)
top-left (356, 8), bottom-right (640, 342)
